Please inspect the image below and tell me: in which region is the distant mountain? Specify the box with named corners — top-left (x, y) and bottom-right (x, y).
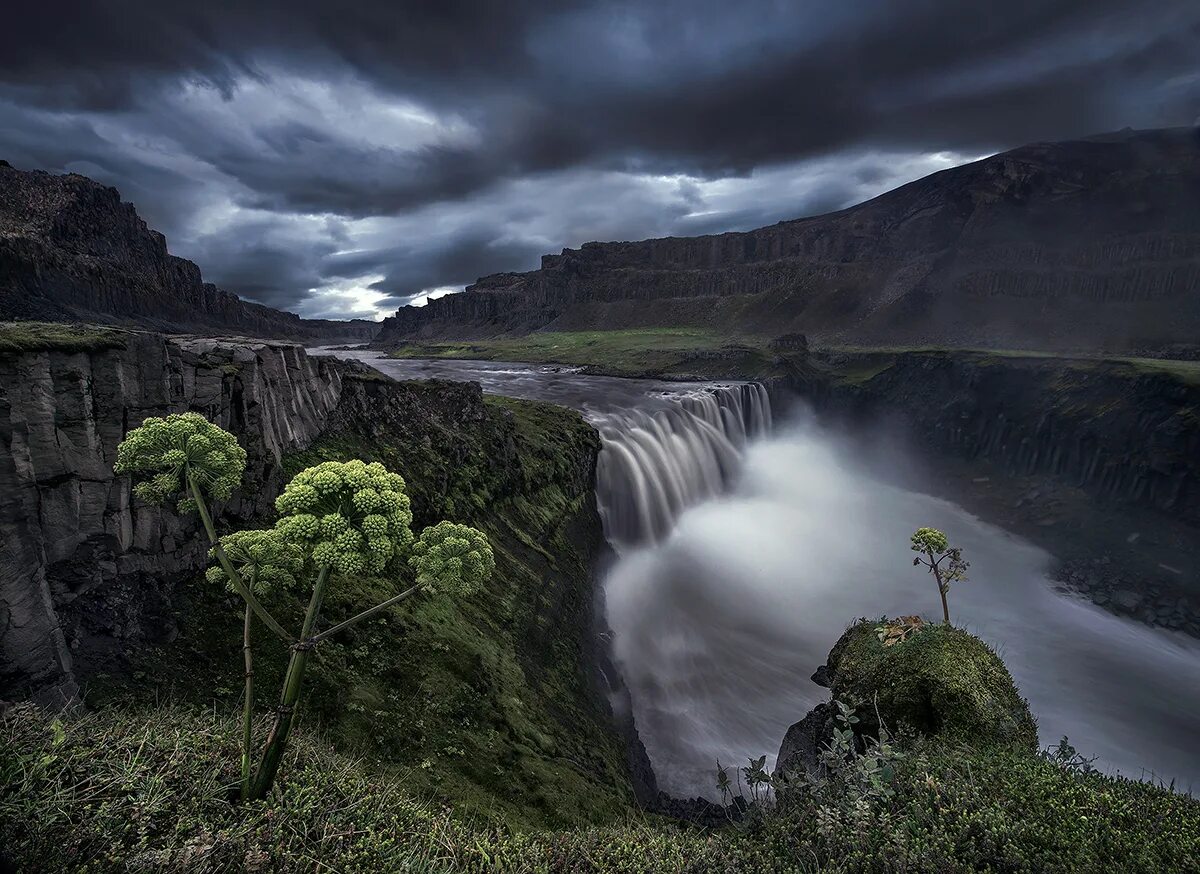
top-left (0, 161), bottom-right (377, 343)
top-left (376, 127), bottom-right (1200, 353)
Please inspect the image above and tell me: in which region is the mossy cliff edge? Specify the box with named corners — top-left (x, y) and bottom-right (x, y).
top-left (0, 328), bottom-right (638, 826)
top-left (6, 619), bottom-right (1200, 870)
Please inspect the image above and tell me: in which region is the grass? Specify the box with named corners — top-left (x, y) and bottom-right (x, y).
top-left (86, 381), bottom-right (635, 830)
top-left (5, 702), bottom-right (1199, 873)
top-left (0, 704), bottom-right (692, 873)
top-left (823, 345), bottom-right (1200, 386)
top-left (388, 329), bottom-right (786, 379)
top-left (0, 321), bottom-right (129, 356)
top-left (388, 330), bottom-right (1200, 386)
top-left (724, 738), bottom-right (1200, 873)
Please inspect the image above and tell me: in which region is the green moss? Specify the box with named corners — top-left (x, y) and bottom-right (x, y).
top-left (387, 328), bottom-right (787, 379)
top-left (91, 385), bottom-right (632, 829)
top-left (0, 321), bottom-right (128, 356)
top-left (827, 620), bottom-right (1039, 751)
top-left (6, 703), bottom-right (1199, 873)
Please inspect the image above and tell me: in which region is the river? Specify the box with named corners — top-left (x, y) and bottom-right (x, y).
top-left (315, 349), bottom-right (1200, 798)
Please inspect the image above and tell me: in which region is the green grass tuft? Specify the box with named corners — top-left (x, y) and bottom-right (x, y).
top-left (0, 321), bottom-right (129, 356)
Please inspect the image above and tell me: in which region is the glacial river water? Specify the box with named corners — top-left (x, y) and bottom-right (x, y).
top-left (316, 349), bottom-right (1200, 798)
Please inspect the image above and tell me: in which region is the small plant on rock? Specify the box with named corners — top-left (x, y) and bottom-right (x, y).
top-left (115, 416), bottom-right (494, 802)
top-left (909, 527), bottom-right (969, 623)
top-left (808, 699), bottom-right (907, 843)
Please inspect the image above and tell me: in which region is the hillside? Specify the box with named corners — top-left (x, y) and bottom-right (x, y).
top-left (376, 128), bottom-right (1200, 354)
top-left (0, 161), bottom-right (377, 342)
top-left (0, 329), bottom-right (636, 826)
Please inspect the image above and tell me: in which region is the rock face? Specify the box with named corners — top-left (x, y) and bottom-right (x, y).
top-left (0, 332), bottom-right (350, 706)
top-left (776, 620), bottom-right (1037, 780)
top-left (817, 351), bottom-right (1200, 526)
top-left (0, 161), bottom-right (377, 342)
top-left (377, 127), bottom-right (1200, 353)
top-left (774, 702), bottom-right (835, 780)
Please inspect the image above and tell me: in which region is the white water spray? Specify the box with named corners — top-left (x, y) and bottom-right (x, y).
top-left (603, 416), bottom-right (1200, 798)
top-left (592, 383), bottom-right (772, 549)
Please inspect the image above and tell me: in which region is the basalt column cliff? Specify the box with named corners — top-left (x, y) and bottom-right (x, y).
top-left (376, 128), bottom-right (1200, 354)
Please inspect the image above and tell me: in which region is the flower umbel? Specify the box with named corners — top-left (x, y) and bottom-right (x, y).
top-left (273, 460), bottom-right (414, 575)
top-left (205, 529), bottom-right (305, 595)
top-left (115, 412), bottom-right (246, 512)
top-left (409, 521), bottom-right (494, 596)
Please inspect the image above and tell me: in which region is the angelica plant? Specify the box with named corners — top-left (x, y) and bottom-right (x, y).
top-left (116, 419), bottom-right (494, 804)
top-left (115, 413), bottom-right (292, 798)
top-left (909, 527), bottom-right (969, 624)
top-left (204, 529), bottom-right (304, 798)
top-left (250, 460), bottom-right (494, 800)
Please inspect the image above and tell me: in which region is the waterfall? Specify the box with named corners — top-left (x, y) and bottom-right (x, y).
top-left (592, 383), bottom-right (772, 549)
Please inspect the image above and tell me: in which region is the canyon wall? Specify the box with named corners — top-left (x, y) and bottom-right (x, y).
top-left (376, 127), bottom-right (1200, 353)
top-left (816, 352), bottom-right (1200, 526)
top-left (0, 333), bottom-right (349, 706)
top-left (0, 161), bottom-right (376, 342)
top-left (0, 332), bottom-right (640, 823)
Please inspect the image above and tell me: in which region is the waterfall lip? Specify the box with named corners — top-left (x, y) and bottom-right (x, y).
top-left (593, 382), bottom-right (774, 551)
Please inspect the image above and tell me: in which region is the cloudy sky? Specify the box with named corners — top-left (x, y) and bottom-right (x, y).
top-left (2, 1), bottom-right (1197, 320)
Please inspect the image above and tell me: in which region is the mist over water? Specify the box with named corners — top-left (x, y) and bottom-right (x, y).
top-left (314, 351), bottom-right (1200, 802)
top-left (605, 416), bottom-right (1200, 798)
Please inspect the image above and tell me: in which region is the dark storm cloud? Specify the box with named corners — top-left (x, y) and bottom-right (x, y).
top-left (1, 0), bottom-right (1197, 317)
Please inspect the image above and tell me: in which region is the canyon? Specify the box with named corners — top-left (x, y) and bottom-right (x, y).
top-left (1, 126), bottom-right (1198, 840)
top-left (376, 127), bottom-right (1200, 354)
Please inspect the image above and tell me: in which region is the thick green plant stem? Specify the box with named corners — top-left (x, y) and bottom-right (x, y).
top-left (187, 474), bottom-right (291, 642)
top-left (240, 603), bottom-right (255, 800)
top-left (308, 581), bottom-right (422, 645)
top-left (927, 547), bottom-right (950, 624)
top-left (250, 565), bottom-right (331, 800)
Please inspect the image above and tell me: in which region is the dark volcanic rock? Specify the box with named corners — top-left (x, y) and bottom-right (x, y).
top-left (0, 334), bottom-right (350, 706)
top-left (376, 128), bottom-right (1200, 353)
top-left (0, 162), bottom-right (377, 342)
top-left (775, 701), bottom-right (836, 780)
top-left (820, 351), bottom-right (1200, 525)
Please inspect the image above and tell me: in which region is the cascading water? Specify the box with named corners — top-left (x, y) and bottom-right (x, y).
top-left (316, 350), bottom-right (1200, 803)
top-left (591, 383), bottom-right (772, 549)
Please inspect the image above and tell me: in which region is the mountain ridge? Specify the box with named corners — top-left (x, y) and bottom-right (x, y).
top-left (0, 160), bottom-right (377, 342)
top-left (375, 127), bottom-right (1200, 353)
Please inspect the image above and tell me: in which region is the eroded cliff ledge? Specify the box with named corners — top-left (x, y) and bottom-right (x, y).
top-left (0, 331), bottom-right (349, 706)
top-left (0, 161), bottom-right (377, 342)
top-left (0, 328), bottom-right (639, 824)
top-left (376, 128), bottom-right (1200, 354)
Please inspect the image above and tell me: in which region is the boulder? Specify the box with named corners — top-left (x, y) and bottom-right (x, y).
top-left (776, 619), bottom-right (1039, 780)
top-left (824, 620), bottom-right (1038, 751)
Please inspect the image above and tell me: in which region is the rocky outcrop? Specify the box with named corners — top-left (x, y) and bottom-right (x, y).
top-left (817, 351), bottom-right (1200, 527)
top-left (0, 161), bottom-right (377, 342)
top-left (776, 620), bottom-right (1037, 780)
top-left (376, 127), bottom-right (1200, 353)
top-left (0, 332), bottom-right (350, 706)
top-left (774, 702), bottom-right (836, 780)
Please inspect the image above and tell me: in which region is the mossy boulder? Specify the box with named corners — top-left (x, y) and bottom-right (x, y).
top-left (824, 619), bottom-right (1038, 751)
